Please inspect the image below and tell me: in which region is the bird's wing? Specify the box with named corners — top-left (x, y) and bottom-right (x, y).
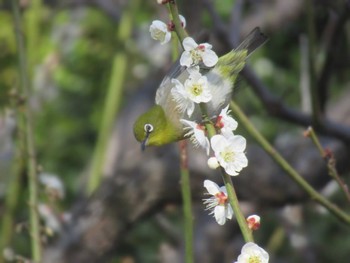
top-left (155, 60), bottom-right (188, 106)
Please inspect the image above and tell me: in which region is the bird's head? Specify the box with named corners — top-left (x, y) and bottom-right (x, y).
top-left (133, 105), bottom-right (181, 150)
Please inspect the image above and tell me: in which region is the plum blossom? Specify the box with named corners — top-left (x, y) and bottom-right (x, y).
top-left (180, 37), bottom-right (218, 67)
top-left (149, 20), bottom-right (170, 45)
top-left (234, 242), bottom-right (269, 263)
top-left (181, 119), bottom-right (210, 155)
top-left (203, 180), bottom-right (233, 225)
top-left (149, 15), bottom-right (186, 45)
top-left (215, 105), bottom-right (238, 136)
top-left (171, 69), bottom-right (212, 116)
top-left (210, 134), bottom-right (248, 176)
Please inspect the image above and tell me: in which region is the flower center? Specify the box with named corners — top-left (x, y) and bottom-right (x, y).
top-left (190, 83), bottom-right (203, 96)
top-left (155, 30), bottom-right (167, 40)
top-left (220, 149), bottom-right (235, 163)
top-left (215, 191), bottom-right (228, 205)
top-left (248, 255), bottom-right (262, 263)
top-left (190, 49), bottom-right (202, 64)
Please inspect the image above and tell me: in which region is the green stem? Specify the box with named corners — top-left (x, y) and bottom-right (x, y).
top-left (230, 100), bottom-right (350, 225)
top-left (11, 0), bottom-right (42, 260)
top-left (26, 0), bottom-right (42, 77)
top-left (221, 170), bottom-right (254, 241)
top-left (200, 103), bottom-right (253, 242)
top-left (87, 0), bottom-right (138, 193)
top-left (0, 136), bottom-right (24, 263)
top-left (179, 141), bottom-right (194, 263)
top-left (168, 0), bottom-right (188, 44)
top-left (169, 7), bottom-right (194, 262)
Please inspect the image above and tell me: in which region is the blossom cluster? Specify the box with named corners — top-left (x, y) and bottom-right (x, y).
top-left (149, 12), bottom-right (269, 262)
top-left (150, 15), bottom-right (248, 224)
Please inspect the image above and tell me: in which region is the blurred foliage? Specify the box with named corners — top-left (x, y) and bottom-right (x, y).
top-left (1, 0), bottom-right (350, 262)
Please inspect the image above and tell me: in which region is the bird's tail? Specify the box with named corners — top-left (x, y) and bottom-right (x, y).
top-left (236, 27), bottom-right (268, 57)
top-left (216, 27), bottom-right (268, 83)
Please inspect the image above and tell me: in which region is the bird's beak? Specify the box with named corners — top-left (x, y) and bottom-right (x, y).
top-left (141, 133), bottom-right (150, 151)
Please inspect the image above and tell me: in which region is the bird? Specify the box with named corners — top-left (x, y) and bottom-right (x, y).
top-left (133, 28), bottom-right (267, 150)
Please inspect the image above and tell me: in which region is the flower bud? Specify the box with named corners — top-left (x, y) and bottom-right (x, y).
top-left (247, 214), bottom-right (261, 230)
top-left (207, 157), bottom-right (220, 169)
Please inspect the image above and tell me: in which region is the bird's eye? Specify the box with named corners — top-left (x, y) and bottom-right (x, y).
top-left (144, 124), bottom-right (154, 133)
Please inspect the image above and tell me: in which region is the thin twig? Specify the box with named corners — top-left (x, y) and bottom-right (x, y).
top-left (318, 4), bottom-right (350, 110)
top-left (306, 127), bottom-right (350, 203)
top-left (179, 140), bottom-right (194, 263)
top-left (11, 0), bottom-right (42, 260)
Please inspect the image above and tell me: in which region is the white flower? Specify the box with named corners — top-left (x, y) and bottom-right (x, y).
top-left (39, 173), bottom-right (65, 199)
top-left (180, 37), bottom-right (218, 67)
top-left (171, 79), bottom-right (195, 116)
top-left (207, 156), bottom-right (220, 169)
top-left (203, 180), bottom-right (233, 225)
top-left (185, 70), bottom-right (212, 103)
top-left (181, 119), bottom-right (210, 155)
top-left (149, 15), bottom-right (186, 45)
top-left (216, 105), bottom-right (238, 137)
top-left (149, 20), bottom-right (171, 45)
top-left (210, 134), bottom-right (248, 176)
top-left (235, 242), bottom-right (269, 263)
top-left (171, 69), bottom-right (212, 116)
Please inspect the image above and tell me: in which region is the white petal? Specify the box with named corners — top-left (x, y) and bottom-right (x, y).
top-left (220, 127), bottom-right (234, 137)
top-left (186, 101), bottom-right (195, 117)
top-left (230, 135), bottom-right (247, 152)
top-left (150, 20), bottom-right (167, 30)
top-left (221, 104), bottom-right (230, 114)
top-left (182, 37), bottom-right (198, 51)
top-left (201, 43), bottom-right (212, 50)
top-left (194, 129), bottom-right (210, 154)
top-left (226, 205), bottom-right (234, 219)
top-left (214, 205), bottom-right (226, 225)
top-left (235, 152), bottom-right (248, 168)
top-left (188, 69), bottom-right (202, 80)
top-left (224, 165), bottom-right (239, 176)
top-left (203, 180), bottom-right (220, 195)
top-left (202, 49), bottom-right (218, 67)
top-left (180, 51), bottom-right (193, 67)
top-left (160, 31), bottom-right (171, 45)
top-left (179, 15), bottom-right (186, 28)
top-left (210, 134), bottom-right (227, 152)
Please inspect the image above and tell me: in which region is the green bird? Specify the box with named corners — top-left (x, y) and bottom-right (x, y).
top-left (134, 28), bottom-right (267, 150)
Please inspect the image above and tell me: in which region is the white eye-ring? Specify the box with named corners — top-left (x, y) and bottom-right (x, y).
top-left (144, 124), bottom-right (154, 133)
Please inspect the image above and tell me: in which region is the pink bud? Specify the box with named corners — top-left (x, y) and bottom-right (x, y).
top-left (247, 215), bottom-right (261, 230)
